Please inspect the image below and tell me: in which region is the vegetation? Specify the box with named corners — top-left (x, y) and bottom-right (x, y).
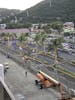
top-left (43, 24), bottom-right (51, 34)
top-left (18, 33), bottom-right (29, 42)
top-left (34, 32), bottom-right (47, 53)
top-left (49, 37), bottom-right (64, 65)
top-left (50, 21), bottom-right (63, 33)
top-left (18, 33), bottom-right (29, 48)
top-left (40, 32), bottom-right (47, 53)
top-left (15, 0), bottom-right (75, 23)
top-left (6, 22), bottom-right (32, 29)
top-left (0, 8), bottom-right (21, 23)
top-left (34, 33), bottom-right (41, 53)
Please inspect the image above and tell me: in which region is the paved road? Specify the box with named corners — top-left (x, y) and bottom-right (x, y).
top-left (0, 53), bottom-right (58, 100)
top-left (58, 50), bottom-right (75, 61)
top-left (37, 54), bottom-right (75, 73)
top-left (28, 42), bottom-right (75, 61)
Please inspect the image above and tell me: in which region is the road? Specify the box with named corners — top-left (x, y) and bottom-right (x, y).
top-left (58, 49), bottom-right (75, 61)
top-left (37, 54), bottom-right (75, 73)
top-left (25, 43), bottom-right (75, 74)
top-left (0, 53), bottom-right (58, 100)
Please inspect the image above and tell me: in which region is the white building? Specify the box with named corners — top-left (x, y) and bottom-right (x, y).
top-left (63, 22), bottom-right (74, 33)
top-left (32, 23), bottom-right (47, 29)
top-left (0, 24), bottom-right (6, 29)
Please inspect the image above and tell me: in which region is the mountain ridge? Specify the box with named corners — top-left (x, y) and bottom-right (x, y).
top-left (0, 0), bottom-right (75, 23)
top-left (18, 0), bottom-right (75, 23)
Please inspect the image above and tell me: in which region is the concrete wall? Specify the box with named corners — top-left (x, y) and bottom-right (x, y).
top-left (0, 77), bottom-right (16, 100)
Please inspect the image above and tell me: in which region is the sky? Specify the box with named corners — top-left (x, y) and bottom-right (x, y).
top-left (0, 0), bottom-right (43, 10)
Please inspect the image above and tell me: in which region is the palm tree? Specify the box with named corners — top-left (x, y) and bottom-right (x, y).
top-left (34, 32), bottom-right (47, 55)
top-left (18, 33), bottom-right (29, 56)
top-left (18, 33), bottom-right (29, 47)
top-left (34, 33), bottom-right (41, 52)
top-left (51, 37), bottom-right (64, 66)
top-left (51, 37), bottom-right (64, 81)
top-left (40, 32), bottom-right (47, 54)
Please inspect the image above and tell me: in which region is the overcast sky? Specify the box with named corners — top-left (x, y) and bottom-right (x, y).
top-left (0, 0), bottom-right (43, 10)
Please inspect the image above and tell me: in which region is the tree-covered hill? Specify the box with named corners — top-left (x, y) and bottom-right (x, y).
top-left (17, 0), bottom-right (75, 23)
top-left (0, 8), bottom-right (21, 23)
top-left (0, 0), bottom-right (75, 24)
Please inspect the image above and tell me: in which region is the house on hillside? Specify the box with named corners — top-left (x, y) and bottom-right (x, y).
top-left (63, 22), bottom-right (74, 33)
top-left (0, 24), bottom-right (6, 29)
top-left (32, 24), bottom-right (39, 29)
top-left (32, 23), bottom-right (47, 29)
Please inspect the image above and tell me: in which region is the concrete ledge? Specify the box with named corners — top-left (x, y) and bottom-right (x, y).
top-left (0, 77), bottom-right (16, 100)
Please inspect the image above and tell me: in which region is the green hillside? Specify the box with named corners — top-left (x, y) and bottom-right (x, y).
top-left (0, 0), bottom-right (75, 24)
top-left (0, 8), bottom-right (21, 23)
top-left (17, 0), bottom-right (75, 23)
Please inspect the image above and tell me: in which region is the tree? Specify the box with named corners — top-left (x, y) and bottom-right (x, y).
top-left (0, 33), bottom-right (10, 43)
top-left (34, 33), bottom-right (41, 53)
top-left (18, 33), bottom-right (29, 48)
top-left (49, 37), bottom-right (64, 81)
top-left (18, 33), bottom-right (29, 56)
top-left (51, 37), bottom-right (64, 65)
top-left (43, 24), bottom-right (51, 34)
top-left (6, 22), bottom-right (32, 29)
top-left (40, 32), bottom-right (47, 53)
top-left (34, 32), bottom-right (47, 56)
top-left (50, 21), bottom-right (63, 34)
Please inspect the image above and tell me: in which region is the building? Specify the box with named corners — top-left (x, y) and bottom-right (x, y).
top-left (32, 24), bottom-right (39, 29)
top-left (63, 22), bottom-right (74, 33)
top-left (0, 24), bottom-right (6, 29)
top-left (32, 23), bottom-right (47, 29)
